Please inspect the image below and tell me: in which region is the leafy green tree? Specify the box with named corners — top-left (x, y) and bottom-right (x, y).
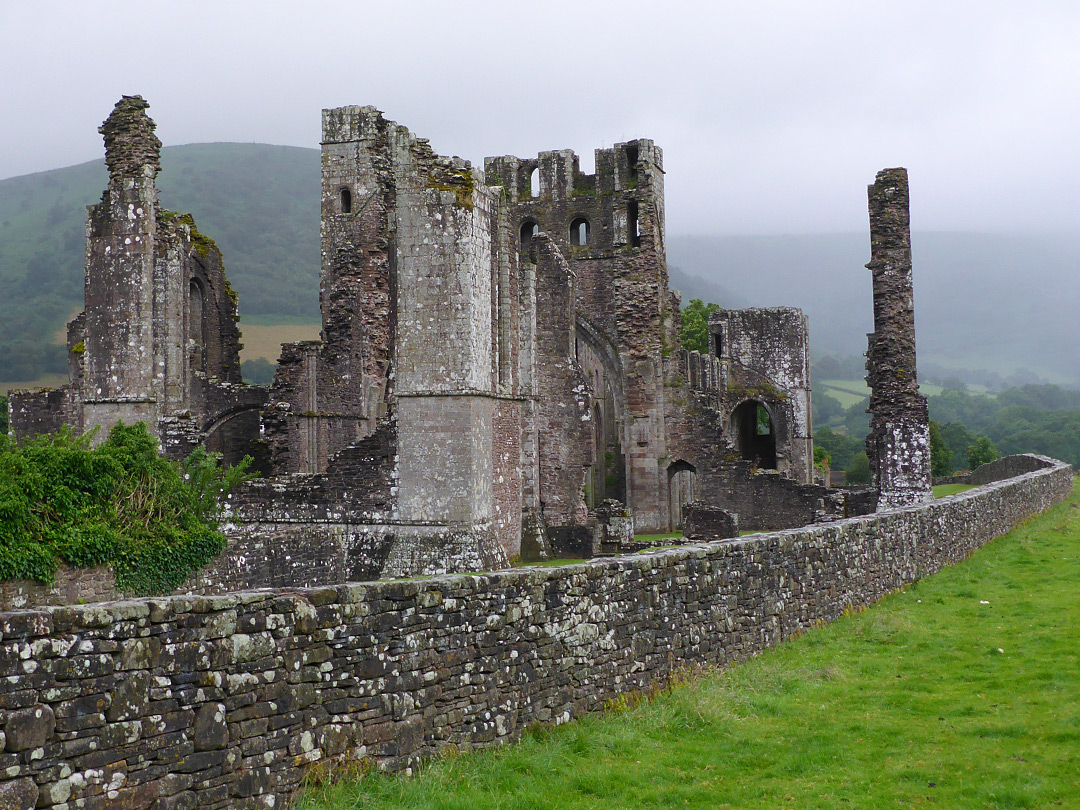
top-left (814, 428), bottom-right (864, 472)
top-left (241, 358), bottom-right (277, 386)
top-left (0, 395), bottom-right (7, 436)
top-left (939, 421), bottom-right (977, 471)
top-left (678, 298), bottom-right (720, 354)
top-left (967, 436), bottom-right (1000, 470)
top-left (928, 420), bottom-right (953, 476)
top-left (0, 423), bottom-right (250, 593)
top-left (845, 451), bottom-right (871, 484)
top-left (842, 398), bottom-right (870, 438)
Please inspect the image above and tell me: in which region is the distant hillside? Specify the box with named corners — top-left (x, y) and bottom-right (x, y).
top-left (2, 143), bottom-right (1076, 386)
top-left (0, 144), bottom-right (320, 380)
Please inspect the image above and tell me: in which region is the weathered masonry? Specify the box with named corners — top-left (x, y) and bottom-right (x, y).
top-left (0, 456), bottom-right (1069, 810)
top-left (6, 97), bottom-right (265, 468)
top-left (9, 97), bottom-right (866, 580)
top-left (865, 168), bottom-right (933, 508)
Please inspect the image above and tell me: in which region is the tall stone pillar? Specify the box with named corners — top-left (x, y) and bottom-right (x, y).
top-left (81, 96), bottom-right (162, 435)
top-left (864, 168), bottom-right (933, 508)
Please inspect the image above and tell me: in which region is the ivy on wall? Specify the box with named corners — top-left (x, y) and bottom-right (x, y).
top-left (0, 423), bottom-right (249, 594)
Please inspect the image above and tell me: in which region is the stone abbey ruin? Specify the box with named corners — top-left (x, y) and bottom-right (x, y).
top-left (2, 98), bottom-right (1073, 810)
top-left (10, 97), bottom-right (930, 583)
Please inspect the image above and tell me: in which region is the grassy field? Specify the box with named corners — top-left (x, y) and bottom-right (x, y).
top-left (1, 373), bottom-right (69, 396)
top-left (239, 321), bottom-right (321, 363)
top-left (298, 480), bottom-right (1080, 809)
top-left (820, 378), bottom-right (951, 409)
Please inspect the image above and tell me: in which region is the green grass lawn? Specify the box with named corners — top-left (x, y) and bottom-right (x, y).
top-left (934, 483), bottom-right (977, 498)
top-left (634, 531), bottom-right (683, 544)
top-left (299, 480), bottom-right (1080, 809)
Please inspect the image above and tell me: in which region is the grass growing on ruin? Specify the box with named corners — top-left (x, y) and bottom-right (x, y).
top-left (633, 531), bottom-right (682, 544)
top-left (299, 479), bottom-right (1080, 809)
top-left (934, 483), bottom-right (977, 497)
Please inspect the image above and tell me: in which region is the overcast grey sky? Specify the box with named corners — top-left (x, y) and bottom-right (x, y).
top-left (2, 0), bottom-right (1077, 235)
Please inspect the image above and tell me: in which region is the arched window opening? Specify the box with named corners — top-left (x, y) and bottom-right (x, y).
top-left (340, 187), bottom-right (352, 214)
top-left (667, 460), bottom-right (697, 531)
top-left (627, 200), bottom-right (641, 247)
top-left (570, 217), bottom-right (590, 247)
top-left (520, 220), bottom-right (539, 256)
top-left (189, 279), bottom-right (206, 373)
top-left (530, 167), bottom-right (540, 198)
top-left (731, 400), bottom-right (777, 469)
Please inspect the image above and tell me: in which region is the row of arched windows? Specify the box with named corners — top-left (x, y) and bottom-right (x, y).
top-left (338, 183), bottom-right (636, 251)
top-left (520, 217), bottom-right (593, 248)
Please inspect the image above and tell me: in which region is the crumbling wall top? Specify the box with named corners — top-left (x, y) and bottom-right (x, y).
top-left (99, 95), bottom-right (161, 181)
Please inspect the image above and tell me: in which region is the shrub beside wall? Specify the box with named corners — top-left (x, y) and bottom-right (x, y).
top-left (0, 455), bottom-right (1071, 810)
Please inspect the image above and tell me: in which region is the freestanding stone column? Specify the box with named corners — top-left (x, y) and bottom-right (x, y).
top-left (864, 168), bottom-right (933, 508)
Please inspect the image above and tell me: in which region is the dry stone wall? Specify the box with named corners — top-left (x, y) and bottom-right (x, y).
top-left (0, 455), bottom-right (1070, 810)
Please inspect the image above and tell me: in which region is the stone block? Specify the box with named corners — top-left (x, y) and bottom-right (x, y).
top-left (3, 703), bottom-right (54, 751)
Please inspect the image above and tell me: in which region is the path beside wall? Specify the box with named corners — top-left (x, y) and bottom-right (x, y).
top-left (0, 455), bottom-right (1071, 810)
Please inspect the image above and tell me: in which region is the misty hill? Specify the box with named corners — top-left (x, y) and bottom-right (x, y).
top-left (668, 233), bottom-right (1080, 387)
top-left (1, 144), bottom-right (1076, 385)
top-left (0, 144), bottom-right (320, 380)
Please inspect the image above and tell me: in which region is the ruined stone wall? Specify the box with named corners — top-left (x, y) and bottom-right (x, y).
top-left (0, 566), bottom-right (117, 612)
top-left (0, 456), bottom-right (1068, 810)
top-left (709, 307), bottom-right (813, 483)
top-left (7, 389), bottom-right (73, 440)
top-left (491, 399), bottom-right (523, 560)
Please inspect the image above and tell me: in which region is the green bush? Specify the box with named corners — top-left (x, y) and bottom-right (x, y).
top-left (0, 423), bottom-right (249, 594)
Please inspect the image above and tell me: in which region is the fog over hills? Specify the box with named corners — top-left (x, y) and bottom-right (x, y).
top-left (668, 232), bottom-right (1080, 386)
top-left (1, 144), bottom-right (1075, 386)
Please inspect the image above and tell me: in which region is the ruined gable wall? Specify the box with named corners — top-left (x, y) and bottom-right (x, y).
top-left (80, 99), bottom-right (161, 434)
top-left (710, 307), bottom-right (813, 483)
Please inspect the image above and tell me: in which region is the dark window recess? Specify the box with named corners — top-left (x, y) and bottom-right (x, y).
top-left (732, 400), bottom-right (777, 469)
top-left (520, 220), bottom-right (539, 255)
top-left (627, 201), bottom-right (641, 247)
top-left (570, 217), bottom-right (590, 246)
top-left (626, 145), bottom-right (639, 182)
top-left (189, 280), bottom-right (206, 372)
top-left (340, 187), bottom-right (352, 214)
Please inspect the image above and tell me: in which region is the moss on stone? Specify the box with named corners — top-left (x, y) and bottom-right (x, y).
top-left (427, 168), bottom-right (475, 209)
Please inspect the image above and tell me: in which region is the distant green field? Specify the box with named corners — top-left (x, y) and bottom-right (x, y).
top-left (821, 378), bottom-right (952, 409)
top-left (819, 379), bottom-right (868, 408)
top-left (299, 480), bottom-right (1080, 809)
